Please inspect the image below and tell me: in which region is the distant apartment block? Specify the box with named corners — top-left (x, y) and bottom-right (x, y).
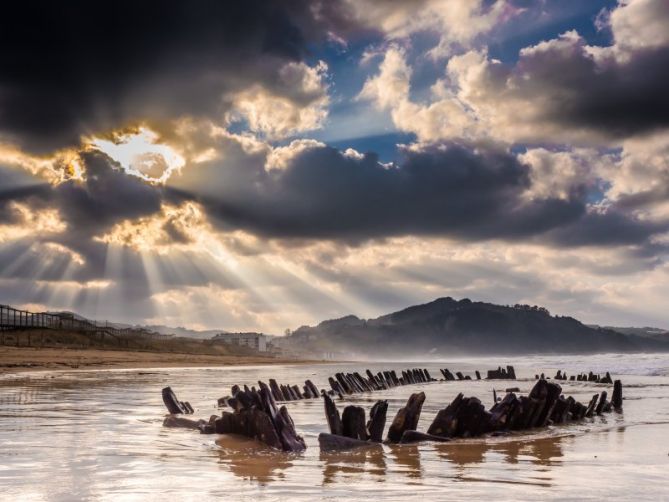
top-left (213, 332), bottom-right (267, 352)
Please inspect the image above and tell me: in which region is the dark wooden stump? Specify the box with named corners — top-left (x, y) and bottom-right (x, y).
top-left (529, 379), bottom-right (562, 427)
top-left (490, 392), bottom-right (519, 430)
top-left (612, 380), bottom-right (623, 411)
top-left (162, 386), bottom-right (191, 414)
top-left (342, 406), bottom-right (367, 440)
top-left (291, 385), bottom-right (303, 399)
top-left (428, 393), bottom-right (463, 437)
top-left (328, 377), bottom-right (344, 398)
top-left (259, 387), bottom-right (307, 452)
top-left (336, 373), bottom-right (353, 394)
top-left (585, 394), bottom-right (599, 417)
top-left (595, 391), bottom-right (608, 415)
top-left (323, 394), bottom-right (343, 435)
top-left (269, 379), bottom-right (284, 402)
top-left (367, 400), bottom-right (388, 442)
top-left (306, 379), bottom-right (320, 398)
top-left (387, 392), bottom-right (426, 443)
top-left (390, 371), bottom-right (400, 386)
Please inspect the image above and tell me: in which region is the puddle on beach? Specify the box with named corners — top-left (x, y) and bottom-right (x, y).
top-left (1, 355), bottom-right (668, 500)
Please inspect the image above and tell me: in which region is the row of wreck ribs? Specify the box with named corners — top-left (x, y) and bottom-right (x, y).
top-left (211, 366), bottom-right (437, 407)
top-left (319, 378), bottom-right (624, 451)
top-left (552, 370), bottom-right (614, 383)
top-left (440, 365), bottom-right (517, 381)
top-left (163, 372), bottom-right (624, 453)
top-left (328, 368), bottom-right (435, 397)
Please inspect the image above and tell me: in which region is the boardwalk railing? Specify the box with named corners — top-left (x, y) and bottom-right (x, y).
top-left (0, 303), bottom-right (148, 344)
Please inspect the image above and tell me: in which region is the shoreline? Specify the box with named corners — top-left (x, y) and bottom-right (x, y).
top-left (0, 346), bottom-right (326, 376)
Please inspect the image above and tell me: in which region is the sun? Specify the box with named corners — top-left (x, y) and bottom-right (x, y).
top-left (90, 127), bottom-right (185, 183)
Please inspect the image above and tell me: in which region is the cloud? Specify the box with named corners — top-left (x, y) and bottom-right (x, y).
top-left (344, 0), bottom-right (519, 57)
top-left (607, 0), bottom-right (669, 55)
top-left (360, 0), bottom-right (669, 145)
top-left (519, 148), bottom-right (605, 201)
top-left (168, 136), bottom-right (663, 250)
top-left (0, 1), bottom-right (344, 153)
top-left (228, 62), bottom-right (330, 139)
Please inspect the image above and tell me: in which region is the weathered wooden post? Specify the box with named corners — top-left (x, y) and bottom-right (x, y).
top-left (612, 380), bottom-right (623, 411)
top-left (162, 387), bottom-right (192, 415)
top-left (323, 394), bottom-right (343, 435)
top-left (367, 400), bottom-right (388, 442)
top-left (342, 406), bottom-right (367, 440)
top-left (387, 392), bottom-right (426, 443)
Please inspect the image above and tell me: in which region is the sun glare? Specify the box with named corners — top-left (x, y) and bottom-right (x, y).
top-left (90, 127), bottom-right (185, 183)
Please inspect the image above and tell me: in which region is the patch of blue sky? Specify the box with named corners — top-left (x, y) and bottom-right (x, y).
top-left (487, 0), bottom-right (618, 63)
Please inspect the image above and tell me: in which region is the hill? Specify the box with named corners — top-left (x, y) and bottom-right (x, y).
top-left (283, 297), bottom-right (669, 357)
top-left (599, 325), bottom-right (669, 343)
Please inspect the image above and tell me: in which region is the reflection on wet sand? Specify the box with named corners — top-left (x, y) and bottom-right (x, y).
top-left (213, 428), bottom-right (567, 486)
top-left (387, 443), bottom-right (423, 479)
top-left (215, 436), bottom-right (294, 484)
top-left (320, 445), bottom-right (387, 484)
top-left (435, 435), bottom-right (564, 467)
top-left (433, 435), bottom-right (565, 487)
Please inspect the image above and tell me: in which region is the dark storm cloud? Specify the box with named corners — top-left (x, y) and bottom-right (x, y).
top-left (52, 151), bottom-right (165, 238)
top-left (517, 43), bottom-right (669, 139)
top-left (543, 209), bottom-right (669, 247)
top-left (175, 141), bottom-right (663, 247)
top-left (0, 186), bottom-right (49, 223)
top-left (0, 164), bottom-right (51, 223)
top-left (0, 0), bottom-right (355, 153)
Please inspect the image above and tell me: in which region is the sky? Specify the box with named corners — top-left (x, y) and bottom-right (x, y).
top-left (1, 0), bottom-right (669, 333)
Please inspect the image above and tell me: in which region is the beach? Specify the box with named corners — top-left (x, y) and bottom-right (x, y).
top-left (1, 354), bottom-right (668, 500)
top-left (0, 346), bottom-right (318, 374)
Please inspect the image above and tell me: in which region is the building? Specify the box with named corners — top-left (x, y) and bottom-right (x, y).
top-left (213, 332), bottom-right (267, 352)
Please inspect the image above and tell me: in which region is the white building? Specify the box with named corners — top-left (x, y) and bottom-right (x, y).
top-left (213, 332), bottom-right (267, 352)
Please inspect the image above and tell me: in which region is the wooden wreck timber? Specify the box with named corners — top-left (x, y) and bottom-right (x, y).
top-left (387, 392), bottom-right (426, 443)
top-left (213, 383), bottom-right (307, 452)
top-left (440, 368), bottom-right (456, 381)
top-left (162, 386), bottom-right (194, 415)
top-left (612, 379), bottom-right (623, 410)
top-left (319, 394), bottom-right (388, 451)
top-left (163, 384), bottom-right (306, 452)
top-left (439, 365), bottom-right (516, 381)
top-left (552, 370), bottom-right (613, 384)
top-left (426, 378), bottom-right (622, 440)
top-left (319, 377), bottom-right (623, 450)
top-left (486, 365), bottom-right (517, 380)
top-left (326, 367), bottom-right (436, 398)
top-left (163, 372), bottom-right (626, 454)
top-left (219, 378), bottom-right (322, 406)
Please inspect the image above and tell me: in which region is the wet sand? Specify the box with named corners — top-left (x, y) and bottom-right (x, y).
top-left (0, 346), bottom-right (320, 374)
top-left (1, 355), bottom-right (668, 500)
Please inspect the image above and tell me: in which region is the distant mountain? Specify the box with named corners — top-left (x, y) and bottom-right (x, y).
top-left (599, 325), bottom-right (669, 343)
top-left (283, 297), bottom-right (669, 357)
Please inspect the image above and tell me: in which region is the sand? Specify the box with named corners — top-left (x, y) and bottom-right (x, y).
top-left (0, 346), bottom-right (319, 374)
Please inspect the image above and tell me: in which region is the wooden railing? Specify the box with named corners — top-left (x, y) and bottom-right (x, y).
top-left (0, 304), bottom-right (144, 342)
